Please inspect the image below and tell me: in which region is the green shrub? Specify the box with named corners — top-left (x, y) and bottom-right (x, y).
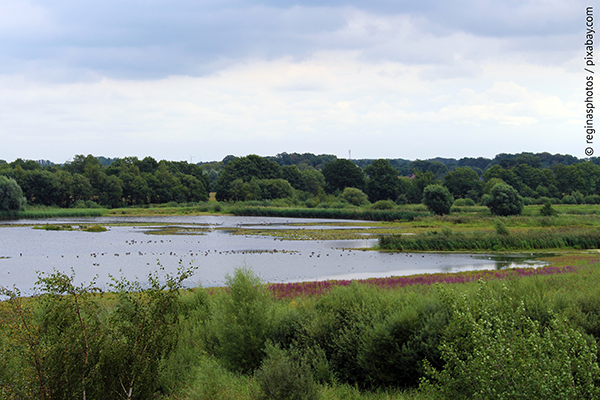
top-left (379, 227), bottom-right (600, 251)
top-left (160, 288), bottom-right (213, 393)
top-left (214, 267), bottom-right (274, 374)
top-left (396, 194), bottom-right (408, 205)
top-left (84, 225), bottom-right (107, 232)
top-left (493, 219), bottom-right (510, 235)
top-left (522, 196), bottom-right (536, 205)
top-left (540, 201), bottom-right (558, 217)
top-left (229, 206), bottom-right (424, 221)
top-left (0, 266), bottom-right (195, 400)
top-left (422, 185), bottom-right (454, 216)
top-left (584, 195), bottom-right (600, 204)
top-left (71, 199), bottom-right (103, 209)
top-left (484, 183), bottom-right (524, 216)
top-left (341, 187), bottom-right (369, 206)
top-left (181, 355), bottom-right (259, 400)
top-left (371, 200), bottom-right (396, 210)
top-left (538, 196), bottom-right (559, 205)
top-left (358, 300), bottom-right (449, 389)
top-left (453, 198), bottom-right (475, 207)
top-left (255, 343), bottom-right (319, 400)
top-left (422, 282), bottom-right (600, 399)
top-left (0, 176), bottom-right (26, 211)
top-left (307, 284), bottom-right (405, 387)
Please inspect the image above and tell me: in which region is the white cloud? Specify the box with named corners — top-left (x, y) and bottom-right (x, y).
top-left (0, 0), bottom-right (586, 161)
top-left (0, 50), bottom-right (582, 162)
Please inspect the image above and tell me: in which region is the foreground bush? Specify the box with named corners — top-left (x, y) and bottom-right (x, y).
top-left (255, 344), bottom-right (319, 400)
top-left (5, 259), bottom-right (600, 399)
top-left (213, 267), bottom-right (274, 373)
top-left (422, 282), bottom-right (600, 399)
top-left (0, 266), bottom-right (195, 400)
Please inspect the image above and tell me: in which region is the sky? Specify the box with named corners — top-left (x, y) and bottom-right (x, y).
top-left (0, 0), bottom-right (591, 164)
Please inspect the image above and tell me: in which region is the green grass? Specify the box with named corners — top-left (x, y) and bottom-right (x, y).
top-left (228, 206), bottom-right (428, 221)
top-left (379, 227), bottom-right (600, 252)
top-left (0, 207), bottom-right (106, 219)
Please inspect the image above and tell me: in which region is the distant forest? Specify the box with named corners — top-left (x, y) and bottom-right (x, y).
top-left (1, 151), bottom-right (599, 209)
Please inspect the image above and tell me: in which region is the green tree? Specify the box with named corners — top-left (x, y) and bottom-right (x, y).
top-left (120, 172), bottom-right (150, 205)
top-left (281, 165), bottom-right (306, 191)
top-left (301, 169), bottom-right (325, 195)
top-left (0, 176), bottom-right (26, 211)
top-left (407, 170), bottom-right (438, 204)
top-left (55, 170), bottom-right (93, 208)
top-left (96, 174), bottom-right (123, 208)
top-left (321, 159), bottom-right (366, 194)
top-left (255, 344), bottom-right (319, 400)
top-left (422, 184), bottom-right (454, 216)
top-left (365, 159), bottom-right (400, 202)
top-left (400, 160), bottom-right (448, 179)
top-left (513, 164), bottom-right (546, 193)
top-left (19, 170), bottom-right (60, 206)
top-left (65, 154), bottom-right (103, 175)
top-left (137, 156), bottom-right (159, 174)
top-left (484, 183), bottom-right (524, 216)
top-left (230, 178), bottom-right (261, 201)
top-left (215, 155), bottom-right (281, 201)
top-left (443, 167), bottom-right (482, 200)
top-left (553, 162), bottom-right (600, 196)
top-left (257, 179), bottom-right (294, 200)
top-left (483, 165), bottom-right (522, 191)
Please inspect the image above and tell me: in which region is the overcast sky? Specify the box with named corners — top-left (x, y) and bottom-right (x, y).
top-left (0, 0), bottom-right (590, 164)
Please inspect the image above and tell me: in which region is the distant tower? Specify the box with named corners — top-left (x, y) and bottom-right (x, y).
top-left (349, 150), bottom-right (351, 160)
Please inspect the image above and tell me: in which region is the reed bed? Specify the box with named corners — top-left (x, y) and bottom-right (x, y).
top-left (379, 227), bottom-right (600, 251)
top-left (0, 208), bottom-right (106, 219)
top-left (229, 206), bottom-right (427, 221)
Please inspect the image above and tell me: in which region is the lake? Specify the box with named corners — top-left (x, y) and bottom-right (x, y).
top-left (0, 215), bottom-right (547, 294)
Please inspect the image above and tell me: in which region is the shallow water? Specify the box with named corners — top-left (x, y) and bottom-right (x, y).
top-left (0, 216), bottom-right (547, 293)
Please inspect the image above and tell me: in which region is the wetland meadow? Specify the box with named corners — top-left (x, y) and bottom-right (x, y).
top-left (2, 203), bottom-right (600, 400)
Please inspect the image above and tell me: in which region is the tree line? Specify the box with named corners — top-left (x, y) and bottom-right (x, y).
top-left (1, 151), bottom-right (600, 212)
top-left (0, 155), bottom-right (209, 209)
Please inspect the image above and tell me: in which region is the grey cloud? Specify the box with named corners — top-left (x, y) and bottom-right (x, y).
top-left (0, 0), bottom-right (585, 80)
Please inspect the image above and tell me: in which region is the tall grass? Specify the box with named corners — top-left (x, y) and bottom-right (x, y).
top-left (229, 206), bottom-right (427, 221)
top-left (0, 208), bottom-right (106, 219)
top-left (379, 228), bottom-right (600, 251)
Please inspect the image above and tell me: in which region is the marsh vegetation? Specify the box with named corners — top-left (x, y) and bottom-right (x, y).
top-left (2, 255), bottom-right (600, 399)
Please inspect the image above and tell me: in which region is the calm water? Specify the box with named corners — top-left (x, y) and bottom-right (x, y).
top-left (0, 216), bottom-right (547, 293)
